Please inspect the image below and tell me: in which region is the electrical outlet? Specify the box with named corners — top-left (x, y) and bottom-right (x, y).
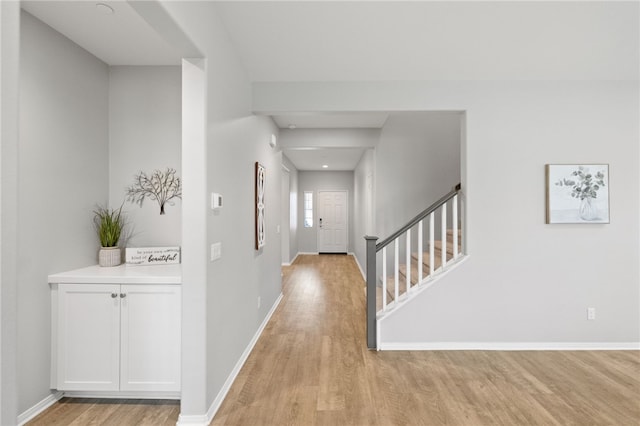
top-left (587, 307), bottom-right (596, 320)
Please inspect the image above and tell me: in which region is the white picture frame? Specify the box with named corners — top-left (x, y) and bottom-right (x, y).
top-left (545, 164), bottom-right (610, 224)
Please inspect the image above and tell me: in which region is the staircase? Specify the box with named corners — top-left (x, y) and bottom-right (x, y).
top-left (380, 229), bottom-right (462, 311)
top-left (365, 184), bottom-right (463, 349)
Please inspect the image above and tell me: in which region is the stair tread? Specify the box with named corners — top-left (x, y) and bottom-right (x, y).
top-left (398, 264), bottom-right (422, 285)
top-left (411, 249), bottom-right (454, 265)
top-left (375, 229), bottom-right (463, 312)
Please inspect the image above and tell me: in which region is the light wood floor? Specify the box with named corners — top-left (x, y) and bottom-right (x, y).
top-left (26, 398), bottom-right (180, 425)
top-left (29, 254), bottom-right (640, 425)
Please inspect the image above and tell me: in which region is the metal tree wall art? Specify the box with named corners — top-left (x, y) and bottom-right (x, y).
top-left (126, 168), bottom-right (182, 215)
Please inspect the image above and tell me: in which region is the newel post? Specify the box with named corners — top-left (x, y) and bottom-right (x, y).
top-left (365, 236), bottom-right (379, 350)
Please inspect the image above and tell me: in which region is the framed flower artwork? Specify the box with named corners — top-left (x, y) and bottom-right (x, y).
top-left (545, 164), bottom-right (609, 224)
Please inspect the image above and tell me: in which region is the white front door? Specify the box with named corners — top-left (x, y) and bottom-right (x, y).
top-left (317, 190), bottom-right (348, 253)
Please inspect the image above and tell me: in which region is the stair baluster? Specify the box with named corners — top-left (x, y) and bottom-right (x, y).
top-left (405, 229), bottom-right (411, 294)
top-left (429, 212), bottom-right (435, 277)
top-left (441, 203), bottom-right (447, 269)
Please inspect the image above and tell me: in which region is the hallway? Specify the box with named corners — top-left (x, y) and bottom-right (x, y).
top-left (212, 255), bottom-right (640, 425)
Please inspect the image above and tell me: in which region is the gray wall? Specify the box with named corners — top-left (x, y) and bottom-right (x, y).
top-left (375, 112), bottom-right (461, 242)
top-left (353, 149), bottom-right (375, 276)
top-left (161, 2), bottom-right (284, 417)
top-left (253, 80), bottom-right (639, 346)
top-left (298, 171), bottom-right (355, 253)
top-left (1, 2), bottom-right (21, 423)
top-left (18, 11), bottom-right (109, 413)
top-left (282, 154), bottom-right (299, 263)
top-left (109, 66), bottom-right (182, 246)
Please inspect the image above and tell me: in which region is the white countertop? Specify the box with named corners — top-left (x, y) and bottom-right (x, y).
top-left (48, 264), bottom-right (182, 285)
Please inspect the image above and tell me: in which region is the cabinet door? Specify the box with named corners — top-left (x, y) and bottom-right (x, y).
top-left (120, 285), bottom-right (181, 392)
top-left (56, 284), bottom-right (120, 391)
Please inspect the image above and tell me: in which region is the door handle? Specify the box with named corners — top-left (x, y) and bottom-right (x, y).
top-left (120, 293), bottom-right (126, 298)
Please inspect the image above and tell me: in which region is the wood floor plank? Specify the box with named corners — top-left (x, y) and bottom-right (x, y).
top-left (27, 254), bottom-right (640, 425)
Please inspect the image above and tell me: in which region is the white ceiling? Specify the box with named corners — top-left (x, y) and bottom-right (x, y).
top-left (19, 1), bottom-right (638, 171)
top-left (21, 1), bottom-right (182, 65)
top-left (21, 1), bottom-right (638, 79)
top-left (284, 148), bottom-right (367, 172)
top-left (272, 112), bottom-right (388, 130)
top-left (214, 1), bottom-right (639, 82)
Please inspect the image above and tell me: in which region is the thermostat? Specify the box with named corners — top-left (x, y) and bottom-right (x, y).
top-left (211, 193), bottom-right (223, 209)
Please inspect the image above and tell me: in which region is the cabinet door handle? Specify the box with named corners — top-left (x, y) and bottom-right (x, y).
top-left (111, 293), bottom-right (118, 298)
top-left (120, 293), bottom-right (126, 298)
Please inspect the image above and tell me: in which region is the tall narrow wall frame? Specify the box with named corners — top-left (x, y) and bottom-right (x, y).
top-left (255, 162), bottom-right (266, 249)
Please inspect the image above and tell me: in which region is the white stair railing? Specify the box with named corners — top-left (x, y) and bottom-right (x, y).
top-left (365, 184), bottom-right (463, 349)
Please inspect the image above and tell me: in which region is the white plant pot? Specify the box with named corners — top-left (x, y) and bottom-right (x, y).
top-left (99, 246), bottom-right (121, 267)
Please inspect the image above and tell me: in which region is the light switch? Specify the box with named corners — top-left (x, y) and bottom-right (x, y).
top-left (211, 193), bottom-right (223, 209)
top-left (210, 242), bottom-right (222, 261)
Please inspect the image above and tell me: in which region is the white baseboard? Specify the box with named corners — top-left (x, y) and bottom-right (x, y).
top-left (379, 342), bottom-right (640, 351)
top-left (176, 293), bottom-right (284, 426)
top-left (350, 252), bottom-right (366, 280)
top-left (281, 252), bottom-right (301, 266)
top-left (59, 391), bottom-right (180, 399)
top-left (176, 414), bottom-right (210, 425)
top-left (17, 391), bottom-right (63, 426)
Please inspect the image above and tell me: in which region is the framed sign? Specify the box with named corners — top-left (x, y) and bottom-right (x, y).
top-left (255, 162), bottom-right (266, 249)
top-left (125, 246), bottom-right (181, 265)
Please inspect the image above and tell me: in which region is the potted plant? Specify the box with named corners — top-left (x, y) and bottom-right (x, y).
top-left (93, 204), bottom-right (126, 267)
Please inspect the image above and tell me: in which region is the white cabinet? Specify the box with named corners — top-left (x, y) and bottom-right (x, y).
top-left (50, 267), bottom-right (181, 397)
top-left (55, 284), bottom-right (121, 391)
top-left (119, 285), bottom-right (181, 392)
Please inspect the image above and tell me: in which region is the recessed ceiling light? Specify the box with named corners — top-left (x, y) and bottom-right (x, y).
top-left (288, 124), bottom-right (296, 129)
top-left (322, 164), bottom-right (329, 169)
top-left (96, 3), bottom-right (114, 15)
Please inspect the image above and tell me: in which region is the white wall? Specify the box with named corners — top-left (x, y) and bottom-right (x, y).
top-left (160, 3), bottom-right (283, 420)
top-left (375, 112), bottom-right (461, 241)
top-left (297, 171), bottom-right (355, 253)
top-left (353, 149), bottom-right (375, 276)
top-left (109, 66), bottom-right (182, 247)
top-left (253, 80), bottom-right (639, 346)
top-left (18, 10), bottom-right (109, 414)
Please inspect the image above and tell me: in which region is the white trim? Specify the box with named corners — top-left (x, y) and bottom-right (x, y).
top-left (379, 342), bottom-right (640, 351)
top-left (350, 252), bottom-right (366, 280)
top-left (175, 414), bottom-right (209, 425)
top-left (177, 293), bottom-right (283, 426)
top-left (57, 391), bottom-right (180, 399)
top-left (17, 391), bottom-right (63, 426)
top-left (281, 252), bottom-right (301, 267)
top-left (296, 252), bottom-right (319, 256)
